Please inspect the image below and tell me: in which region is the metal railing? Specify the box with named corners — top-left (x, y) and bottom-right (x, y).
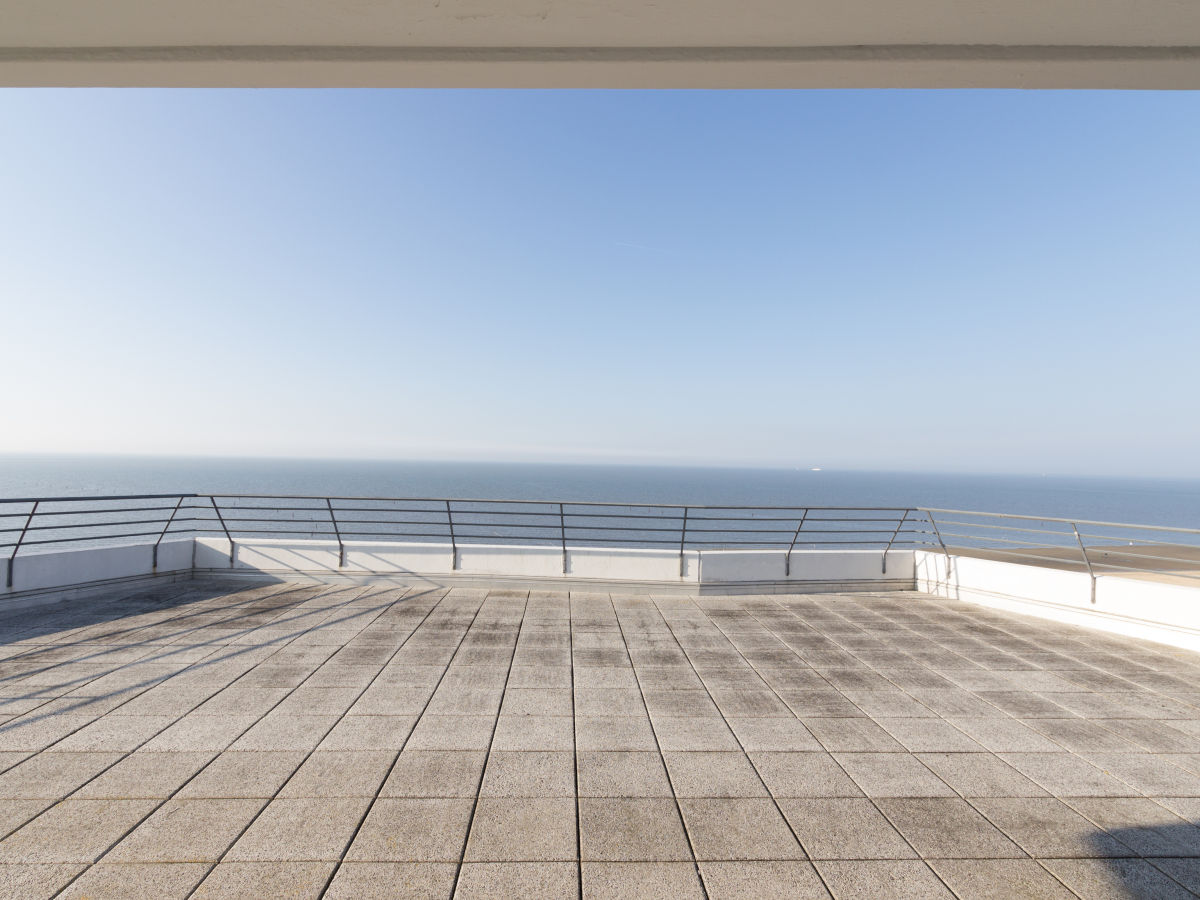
top-left (1, 494), bottom-right (1197, 590)
top-left (0, 493), bottom-right (925, 585)
top-left (922, 507), bottom-right (1200, 600)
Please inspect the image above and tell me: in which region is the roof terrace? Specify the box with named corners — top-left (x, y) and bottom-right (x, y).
top-left (1, 579), bottom-right (1199, 898)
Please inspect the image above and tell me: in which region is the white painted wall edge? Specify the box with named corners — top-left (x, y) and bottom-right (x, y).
top-left (915, 550), bottom-right (1200, 654)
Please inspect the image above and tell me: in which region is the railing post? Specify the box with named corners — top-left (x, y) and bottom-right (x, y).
top-left (559, 503), bottom-right (568, 575)
top-left (679, 506), bottom-right (689, 578)
top-left (882, 509), bottom-right (909, 574)
top-left (785, 508), bottom-right (809, 577)
top-left (326, 498), bottom-right (345, 568)
top-left (1071, 522), bottom-right (1097, 604)
top-left (210, 496), bottom-right (235, 567)
top-left (152, 495), bottom-right (185, 571)
top-left (6, 500), bottom-right (38, 589)
top-left (924, 509), bottom-right (953, 587)
top-left (446, 500), bottom-right (459, 570)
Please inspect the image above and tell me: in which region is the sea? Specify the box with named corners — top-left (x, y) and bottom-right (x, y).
top-left (1, 455), bottom-right (1198, 528)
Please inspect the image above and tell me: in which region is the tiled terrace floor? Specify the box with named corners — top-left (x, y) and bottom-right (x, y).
top-left (0, 582), bottom-right (1199, 899)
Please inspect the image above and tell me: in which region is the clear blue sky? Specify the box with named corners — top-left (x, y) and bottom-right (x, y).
top-left (2, 89), bottom-right (1197, 476)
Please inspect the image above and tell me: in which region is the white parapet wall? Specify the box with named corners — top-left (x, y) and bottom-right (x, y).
top-left (1, 538), bottom-right (194, 605)
top-left (189, 537), bottom-right (906, 591)
top-left (916, 550), bottom-right (1200, 653)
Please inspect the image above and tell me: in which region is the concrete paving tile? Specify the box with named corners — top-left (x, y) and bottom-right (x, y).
top-left (505, 666), bottom-right (572, 689)
top-left (480, 751), bottom-right (575, 798)
top-left (916, 753), bottom-right (1049, 798)
top-left (1082, 752), bottom-right (1200, 796)
top-left (572, 667), bottom-right (640, 690)
top-left (142, 715), bottom-right (260, 752)
top-left (0, 752), bottom-right (123, 799)
top-left (230, 713), bottom-right (340, 752)
top-left (699, 861), bottom-right (831, 899)
top-left (1067, 797), bottom-right (1200, 856)
top-left (191, 861), bottom-right (334, 899)
top-left (455, 861), bottom-right (579, 898)
top-left (582, 861), bottom-right (705, 899)
top-left (317, 715), bottom-right (418, 751)
top-left (1041, 857), bottom-right (1195, 900)
top-left (0, 799), bottom-right (158, 864)
top-left (106, 798), bottom-right (266, 862)
top-left (833, 753), bottom-right (955, 798)
top-left (578, 752), bottom-right (671, 798)
top-left (0, 799), bottom-right (51, 837)
top-left (724, 717), bottom-right (821, 752)
top-left (779, 798), bottom-right (917, 860)
top-left (579, 799), bottom-right (692, 862)
top-left (1095, 719), bottom-right (1200, 752)
top-left (74, 751), bottom-right (214, 799)
top-left (749, 752), bottom-right (863, 798)
top-left (278, 750), bottom-right (392, 798)
top-left (346, 798), bottom-right (474, 862)
top-left (0, 863), bottom-right (86, 899)
top-left (226, 797), bottom-right (370, 861)
top-left (1152, 857), bottom-right (1200, 895)
top-left (998, 752), bottom-right (1138, 797)
top-left (928, 859), bottom-right (1074, 900)
top-left (815, 860), bottom-right (954, 899)
top-left (51, 716), bottom-right (177, 752)
top-left (1156, 795), bottom-right (1200, 819)
top-left (274, 686), bottom-right (364, 715)
top-left (875, 718), bottom-right (985, 753)
top-left (948, 718), bottom-right (1064, 753)
top-left (58, 862), bottom-right (208, 899)
top-left (574, 689), bottom-right (646, 717)
top-left (323, 862), bottom-right (456, 899)
top-left (492, 715), bottom-right (573, 751)
top-left (500, 689), bottom-right (573, 717)
top-left (663, 752), bottom-right (767, 798)
top-left (177, 751), bottom-right (305, 798)
top-left (804, 719), bottom-right (904, 752)
top-left (710, 690), bottom-right (793, 718)
top-left (841, 691), bottom-right (936, 719)
top-left (632, 666), bottom-right (704, 691)
top-left (679, 799), bottom-right (804, 861)
top-left (0, 715), bottom-right (97, 752)
top-left (777, 691), bottom-right (865, 718)
top-left (350, 685), bottom-right (433, 716)
top-left (576, 717), bottom-right (657, 751)
top-left (381, 750), bottom-right (487, 798)
top-left (908, 689), bottom-right (1004, 718)
top-left (875, 798), bottom-right (1025, 859)
top-left (427, 687), bottom-right (506, 717)
top-left (641, 691), bottom-right (722, 718)
top-left (464, 798), bottom-right (577, 862)
top-left (406, 716), bottom-right (496, 751)
top-left (652, 717), bottom-right (740, 751)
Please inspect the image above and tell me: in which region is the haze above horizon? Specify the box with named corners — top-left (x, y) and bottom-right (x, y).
top-left (3, 90), bottom-right (1198, 478)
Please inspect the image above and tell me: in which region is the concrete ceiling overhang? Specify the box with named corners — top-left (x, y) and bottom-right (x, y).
top-left (3, 0), bottom-right (1200, 88)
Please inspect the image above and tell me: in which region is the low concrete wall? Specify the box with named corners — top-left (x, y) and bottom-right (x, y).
top-left (189, 537), bottom-right (907, 591)
top-left (916, 550), bottom-right (1200, 653)
top-left (1, 538), bottom-right (194, 607)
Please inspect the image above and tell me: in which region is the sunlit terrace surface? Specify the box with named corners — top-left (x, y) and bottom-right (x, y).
top-left (1, 581), bottom-right (1199, 899)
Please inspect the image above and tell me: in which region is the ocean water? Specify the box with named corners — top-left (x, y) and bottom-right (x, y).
top-left (1, 455), bottom-right (1198, 528)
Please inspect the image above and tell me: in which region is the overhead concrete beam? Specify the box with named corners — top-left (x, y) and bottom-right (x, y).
top-left (2, 0), bottom-right (1200, 87)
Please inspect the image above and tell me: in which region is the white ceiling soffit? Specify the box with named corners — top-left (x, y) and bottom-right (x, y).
top-left (2, 0), bottom-right (1199, 88)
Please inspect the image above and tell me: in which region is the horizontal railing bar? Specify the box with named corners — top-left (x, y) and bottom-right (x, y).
top-left (923, 507), bottom-right (1200, 536)
top-left (0, 493), bottom-right (197, 504)
top-left (932, 518), bottom-right (1080, 538)
top-left (203, 493), bottom-right (914, 511)
top-left (1073, 531), bottom-right (1200, 549)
